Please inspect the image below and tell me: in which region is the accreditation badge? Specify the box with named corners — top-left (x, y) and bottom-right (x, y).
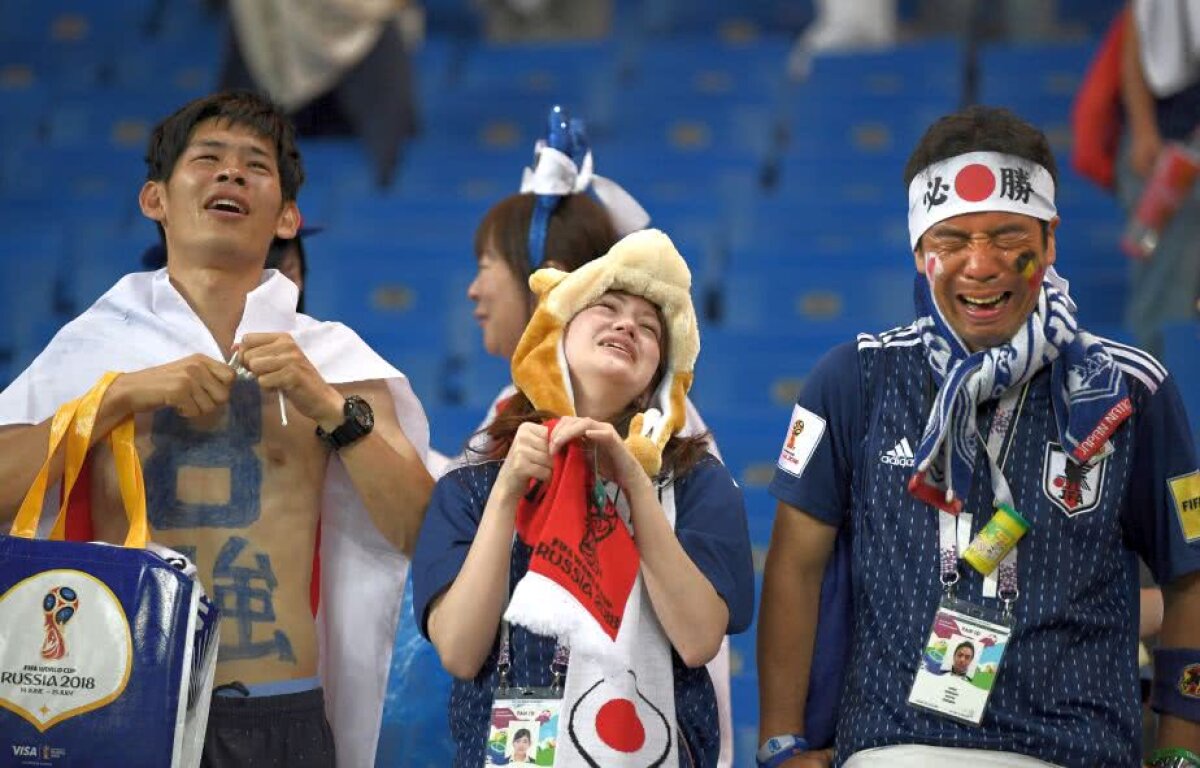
top-left (486, 687), bottom-right (562, 766)
top-left (907, 597), bottom-right (1013, 725)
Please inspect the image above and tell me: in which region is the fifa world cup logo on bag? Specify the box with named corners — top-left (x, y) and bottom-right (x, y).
top-left (41, 586), bottom-right (80, 661)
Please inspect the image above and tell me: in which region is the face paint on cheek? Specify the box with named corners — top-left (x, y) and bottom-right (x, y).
top-left (924, 252), bottom-right (943, 279)
top-left (1015, 250), bottom-right (1041, 287)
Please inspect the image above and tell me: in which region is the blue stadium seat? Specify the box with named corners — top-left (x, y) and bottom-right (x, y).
top-left (45, 91), bottom-right (194, 149)
top-left (729, 193), bottom-right (908, 265)
top-left (625, 35), bottom-right (792, 107)
top-left (1, 144), bottom-right (145, 212)
top-left (594, 143), bottom-right (763, 209)
top-left (328, 191), bottom-right (491, 246)
top-left (719, 262), bottom-right (914, 337)
top-left (0, 2), bottom-right (136, 47)
top-left (370, 345), bottom-right (448, 408)
top-left (302, 236), bottom-right (476, 401)
top-left (457, 347), bottom-right (513, 411)
top-left (1162, 321), bottom-right (1200, 443)
top-left (424, 403), bottom-right (491, 458)
top-left (1056, 166), bottom-right (1124, 219)
top-left (1055, 0), bottom-right (1124, 34)
top-left (629, 0), bottom-right (813, 35)
top-left (978, 40), bottom-right (1095, 106)
top-left (804, 38), bottom-right (963, 96)
top-left (295, 137), bottom-right (377, 199)
top-left (773, 152), bottom-right (909, 207)
top-left (421, 91), bottom-right (598, 148)
top-left (978, 40), bottom-right (1097, 157)
top-left (393, 147), bottom-right (524, 204)
top-left (0, 79), bottom-right (51, 146)
top-left (701, 405), bottom-right (801, 486)
top-left (783, 105), bottom-right (943, 165)
top-left (0, 39), bottom-right (107, 93)
top-left (65, 229), bottom-right (155, 312)
top-left (110, 40), bottom-right (219, 97)
top-left (730, 665), bottom-right (761, 767)
top-left (1053, 214), bottom-right (1125, 267)
top-left (783, 39), bottom-right (963, 166)
top-left (0, 229), bottom-right (68, 375)
top-left (419, 0), bottom-right (481, 37)
top-left (458, 40), bottom-right (618, 97)
top-left (610, 98), bottom-right (780, 157)
top-left (144, 0), bottom-right (222, 46)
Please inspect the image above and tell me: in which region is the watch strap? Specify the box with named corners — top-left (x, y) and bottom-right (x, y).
top-left (756, 734), bottom-right (809, 768)
top-left (316, 396), bottom-right (371, 450)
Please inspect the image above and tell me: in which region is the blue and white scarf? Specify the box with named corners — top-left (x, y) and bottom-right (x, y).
top-left (909, 269), bottom-right (1133, 514)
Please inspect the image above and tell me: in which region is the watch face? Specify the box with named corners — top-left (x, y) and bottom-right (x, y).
top-left (346, 396), bottom-right (374, 430)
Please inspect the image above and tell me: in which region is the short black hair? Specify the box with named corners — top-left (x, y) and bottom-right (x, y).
top-left (513, 728), bottom-right (531, 741)
top-left (903, 105), bottom-right (1058, 189)
top-left (145, 90), bottom-right (304, 202)
top-left (955, 641), bottom-right (975, 657)
top-left (905, 106), bottom-right (1056, 247)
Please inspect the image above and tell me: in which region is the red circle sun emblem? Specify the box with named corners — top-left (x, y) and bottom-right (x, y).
top-left (595, 698), bottom-right (645, 752)
top-left (954, 164), bottom-right (996, 202)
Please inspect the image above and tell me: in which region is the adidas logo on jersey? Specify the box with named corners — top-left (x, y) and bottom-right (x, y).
top-left (880, 437), bottom-right (915, 467)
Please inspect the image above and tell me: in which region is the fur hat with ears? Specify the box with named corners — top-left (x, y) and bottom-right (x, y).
top-left (511, 228), bottom-right (700, 477)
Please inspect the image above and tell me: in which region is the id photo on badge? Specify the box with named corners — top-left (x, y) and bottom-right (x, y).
top-left (505, 721), bottom-right (539, 765)
top-left (907, 605), bottom-right (1010, 725)
top-left (486, 698), bottom-right (560, 766)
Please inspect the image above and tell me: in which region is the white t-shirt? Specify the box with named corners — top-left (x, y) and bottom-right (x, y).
top-left (1134, 0), bottom-right (1200, 97)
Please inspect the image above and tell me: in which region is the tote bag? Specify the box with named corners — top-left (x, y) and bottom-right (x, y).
top-left (0, 372), bottom-right (219, 767)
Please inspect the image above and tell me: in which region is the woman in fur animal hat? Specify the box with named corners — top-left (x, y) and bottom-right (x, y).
top-left (411, 229), bottom-right (754, 767)
top-left (429, 105), bottom-right (721, 474)
top-left (420, 106), bottom-right (738, 766)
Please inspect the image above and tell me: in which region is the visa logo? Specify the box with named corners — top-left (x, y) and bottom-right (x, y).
top-left (12, 745), bottom-right (37, 756)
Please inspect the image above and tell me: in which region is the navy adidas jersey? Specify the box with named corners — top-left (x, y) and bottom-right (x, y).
top-left (413, 456), bottom-right (754, 766)
top-left (770, 323), bottom-right (1200, 768)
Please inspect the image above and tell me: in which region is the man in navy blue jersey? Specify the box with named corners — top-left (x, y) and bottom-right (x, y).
top-left (757, 105), bottom-right (1200, 768)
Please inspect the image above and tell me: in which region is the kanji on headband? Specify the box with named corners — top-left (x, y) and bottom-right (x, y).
top-left (907, 151), bottom-right (1057, 248)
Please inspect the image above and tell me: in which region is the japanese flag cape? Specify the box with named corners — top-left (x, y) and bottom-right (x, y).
top-left (0, 269), bottom-right (430, 768)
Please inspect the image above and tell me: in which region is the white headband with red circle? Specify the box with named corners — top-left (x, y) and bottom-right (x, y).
top-left (907, 151), bottom-right (1057, 248)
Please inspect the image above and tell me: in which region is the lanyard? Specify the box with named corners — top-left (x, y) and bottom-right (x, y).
top-left (937, 381), bottom-right (1029, 615)
top-left (497, 618), bottom-right (570, 692)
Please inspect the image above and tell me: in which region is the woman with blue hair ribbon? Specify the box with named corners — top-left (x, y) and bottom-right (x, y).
top-left (431, 105), bottom-right (722, 473)
top-left (410, 105), bottom-right (737, 767)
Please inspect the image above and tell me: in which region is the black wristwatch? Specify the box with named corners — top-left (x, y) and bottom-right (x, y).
top-left (315, 395), bottom-right (374, 450)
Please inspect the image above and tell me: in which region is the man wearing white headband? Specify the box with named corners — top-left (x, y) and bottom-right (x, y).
top-left (759, 106), bottom-right (1200, 768)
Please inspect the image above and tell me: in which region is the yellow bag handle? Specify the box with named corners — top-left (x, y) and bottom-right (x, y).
top-left (9, 372), bottom-right (148, 548)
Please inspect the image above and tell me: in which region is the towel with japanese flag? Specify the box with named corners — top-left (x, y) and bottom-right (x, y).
top-left (503, 229), bottom-right (700, 766)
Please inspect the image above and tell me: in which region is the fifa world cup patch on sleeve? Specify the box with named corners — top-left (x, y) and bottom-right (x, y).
top-left (777, 404), bottom-right (825, 478)
top-left (1179, 663), bottom-right (1200, 698)
top-left (1170, 470), bottom-right (1200, 543)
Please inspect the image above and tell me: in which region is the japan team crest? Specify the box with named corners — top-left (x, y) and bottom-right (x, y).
top-left (1042, 442), bottom-right (1107, 516)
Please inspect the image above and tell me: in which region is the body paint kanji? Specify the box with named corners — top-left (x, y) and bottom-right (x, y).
top-left (144, 379), bottom-right (262, 529)
top-left (924, 176), bottom-right (949, 210)
top-left (212, 535), bottom-right (295, 662)
top-left (1000, 168), bottom-right (1033, 203)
